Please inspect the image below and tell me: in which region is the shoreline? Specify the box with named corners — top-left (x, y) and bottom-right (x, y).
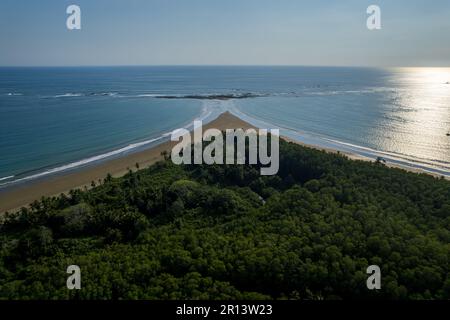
top-left (0, 112), bottom-right (254, 213)
top-left (0, 111), bottom-right (448, 214)
top-left (282, 135), bottom-right (450, 180)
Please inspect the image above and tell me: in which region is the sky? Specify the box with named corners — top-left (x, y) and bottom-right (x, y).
top-left (0, 0), bottom-right (450, 67)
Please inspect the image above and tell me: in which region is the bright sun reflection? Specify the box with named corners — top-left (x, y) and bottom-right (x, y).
top-left (380, 68), bottom-right (450, 167)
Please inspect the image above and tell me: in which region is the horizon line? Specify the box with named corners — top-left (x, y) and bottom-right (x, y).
top-left (1, 64), bottom-right (449, 69)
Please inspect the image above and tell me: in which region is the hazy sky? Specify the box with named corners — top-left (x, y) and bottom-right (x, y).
top-left (1, 0), bottom-right (449, 67)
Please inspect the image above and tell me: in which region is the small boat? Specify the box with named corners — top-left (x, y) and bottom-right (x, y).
top-left (447, 133), bottom-right (450, 136)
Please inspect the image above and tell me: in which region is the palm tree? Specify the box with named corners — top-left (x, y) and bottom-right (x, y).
top-left (161, 150), bottom-right (169, 161)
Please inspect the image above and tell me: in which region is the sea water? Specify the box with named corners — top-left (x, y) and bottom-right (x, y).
top-left (0, 66), bottom-right (449, 186)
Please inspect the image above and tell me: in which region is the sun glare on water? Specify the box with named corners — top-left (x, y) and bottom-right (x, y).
top-left (379, 68), bottom-right (450, 166)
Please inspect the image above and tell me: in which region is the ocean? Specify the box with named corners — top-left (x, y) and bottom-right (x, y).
top-left (1, 66), bottom-right (449, 186)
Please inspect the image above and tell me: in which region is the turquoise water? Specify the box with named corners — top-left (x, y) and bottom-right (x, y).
top-left (1, 66), bottom-right (449, 185)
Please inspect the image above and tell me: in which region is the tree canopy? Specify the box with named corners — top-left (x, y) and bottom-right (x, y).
top-left (0, 139), bottom-right (449, 300)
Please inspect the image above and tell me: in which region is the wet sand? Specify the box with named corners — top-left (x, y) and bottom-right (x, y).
top-left (0, 111), bottom-right (447, 214)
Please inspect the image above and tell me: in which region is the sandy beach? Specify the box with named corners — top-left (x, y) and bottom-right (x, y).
top-left (0, 112), bottom-right (255, 213)
top-left (0, 111), bottom-right (447, 214)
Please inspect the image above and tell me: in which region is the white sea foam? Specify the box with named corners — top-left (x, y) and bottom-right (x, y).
top-left (0, 101), bottom-right (221, 187)
top-left (0, 135), bottom-right (168, 187)
top-left (136, 94), bottom-right (166, 97)
top-left (53, 93), bottom-right (84, 98)
top-left (49, 92), bottom-right (119, 98)
top-left (90, 92), bottom-right (119, 97)
top-left (227, 104), bottom-right (450, 178)
top-left (322, 137), bottom-right (450, 173)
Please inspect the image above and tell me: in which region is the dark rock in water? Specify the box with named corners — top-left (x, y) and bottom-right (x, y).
top-left (156, 93), bottom-right (263, 100)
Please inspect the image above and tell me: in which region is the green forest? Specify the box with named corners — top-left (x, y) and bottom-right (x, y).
top-left (0, 138), bottom-right (449, 300)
